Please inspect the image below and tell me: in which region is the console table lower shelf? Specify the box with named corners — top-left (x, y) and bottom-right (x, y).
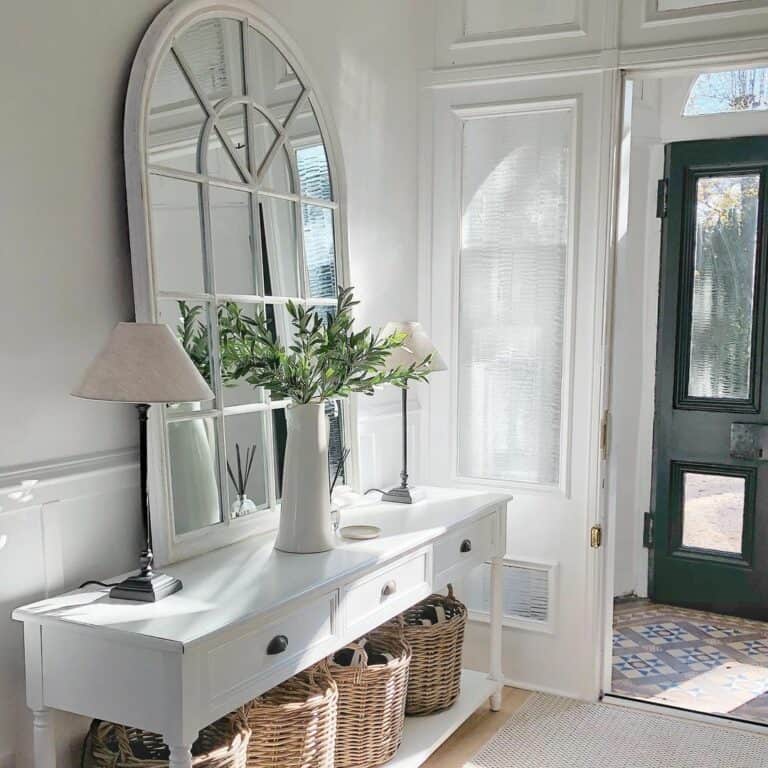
top-left (388, 670), bottom-right (498, 767)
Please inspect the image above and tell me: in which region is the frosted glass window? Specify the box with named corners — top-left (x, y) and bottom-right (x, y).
top-left (457, 109), bottom-right (571, 485)
top-left (687, 174), bottom-right (759, 400)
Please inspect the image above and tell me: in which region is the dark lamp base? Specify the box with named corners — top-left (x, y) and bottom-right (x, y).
top-left (109, 572), bottom-right (183, 602)
top-left (381, 485), bottom-right (426, 504)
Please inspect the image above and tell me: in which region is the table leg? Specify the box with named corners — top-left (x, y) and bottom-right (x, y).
top-left (32, 708), bottom-right (55, 768)
top-left (489, 556), bottom-right (504, 711)
top-left (168, 744), bottom-right (193, 768)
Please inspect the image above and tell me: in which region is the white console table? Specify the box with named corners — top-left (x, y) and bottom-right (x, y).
top-left (13, 487), bottom-right (510, 768)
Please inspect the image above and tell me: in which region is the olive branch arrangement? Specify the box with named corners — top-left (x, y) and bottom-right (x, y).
top-left (177, 287), bottom-right (432, 404)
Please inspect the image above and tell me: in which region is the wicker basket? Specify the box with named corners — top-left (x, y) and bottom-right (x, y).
top-left (329, 628), bottom-right (411, 768)
top-left (393, 584), bottom-right (467, 716)
top-left (244, 663), bottom-right (337, 768)
top-left (81, 710), bottom-right (250, 768)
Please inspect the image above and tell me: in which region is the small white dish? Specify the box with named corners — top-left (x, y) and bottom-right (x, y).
top-left (340, 525), bottom-right (381, 540)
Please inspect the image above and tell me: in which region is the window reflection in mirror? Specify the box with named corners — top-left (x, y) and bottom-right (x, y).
top-left (144, 15), bottom-right (343, 543)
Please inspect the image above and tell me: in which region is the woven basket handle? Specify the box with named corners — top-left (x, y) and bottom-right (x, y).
top-left (113, 723), bottom-right (134, 761)
top-left (308, 658), bottom-right (331, 685)
top-left (343, 640), bottom-right (369, 684)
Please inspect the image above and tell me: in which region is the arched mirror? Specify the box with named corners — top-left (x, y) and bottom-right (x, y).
top-left (125, 0), bottom-right (351, 563)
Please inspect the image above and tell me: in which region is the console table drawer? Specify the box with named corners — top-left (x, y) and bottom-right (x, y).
top-left (434, 512), bottom-right (497, 584)
top-left (206, 591), bottom-right (337, 708)
top-left (342, 548), bottom-right (431, 637)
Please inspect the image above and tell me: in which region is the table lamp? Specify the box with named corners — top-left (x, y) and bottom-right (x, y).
top-left (380, 321), bottom-right (447, 504)
top-left (72, 322), bottom-right (214, 601)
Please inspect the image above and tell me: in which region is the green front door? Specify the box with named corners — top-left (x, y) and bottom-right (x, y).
top-left (652, 137), bottom-right (768, 620)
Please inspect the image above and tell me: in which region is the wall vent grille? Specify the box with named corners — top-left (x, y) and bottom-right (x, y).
top-left (464, 558), bottom-right (557, 634)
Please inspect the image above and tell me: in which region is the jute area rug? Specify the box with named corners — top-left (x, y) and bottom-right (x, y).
top-left (468, 693), bottom-right (768, 767)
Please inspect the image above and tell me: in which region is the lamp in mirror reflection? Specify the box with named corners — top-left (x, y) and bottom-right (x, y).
top-left (72, 322), bottom-right (214, 601)
top-left (380, 322), bottom-right (447, 504)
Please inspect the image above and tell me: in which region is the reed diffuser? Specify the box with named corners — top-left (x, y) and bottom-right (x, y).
top-left (227, 443), bottom-right (258, 519)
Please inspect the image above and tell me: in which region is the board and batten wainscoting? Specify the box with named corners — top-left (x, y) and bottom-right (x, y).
top-left (0, 451), bottom-right (142, 767)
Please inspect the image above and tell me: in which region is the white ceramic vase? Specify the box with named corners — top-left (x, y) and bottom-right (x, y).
top-left (275, 402), bottom-right (334, 554)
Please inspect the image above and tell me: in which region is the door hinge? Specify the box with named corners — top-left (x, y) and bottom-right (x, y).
top-left (600, 410), bottom-right (610, 459)
top-left (590, 524), bottom-right (603, 549)
top-left (643, 512), bottom-right (654, 548)
top-left (656, 178), bottom-right (669, 218)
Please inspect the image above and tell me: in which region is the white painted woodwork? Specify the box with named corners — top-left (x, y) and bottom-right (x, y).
top-left (432, 0), bottom-right (617, 69)
top-left (388, 670), bottom-right (498, 768)
top-left (620, 0), bottom-right (768, 53)
top-left (31, 711), bottom-right (54, 768)
top-left (168, 745), bottom-right (193, 768)
top-left (488, 558), bottom-right (504, 711)
top-left (423, 70), bottom-right (618, 699)
top-left (13, 488), bottom-right (509, 766)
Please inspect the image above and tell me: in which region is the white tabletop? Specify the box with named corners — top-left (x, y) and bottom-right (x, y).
top-left (13, 487), bottom-right (509, 651)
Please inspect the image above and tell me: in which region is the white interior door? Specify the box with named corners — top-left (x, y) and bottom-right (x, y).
top-left (423, 70), bottom-right (617, 698)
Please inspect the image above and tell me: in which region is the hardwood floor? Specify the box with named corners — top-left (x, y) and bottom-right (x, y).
top-left (422, 687), bottom-right (530, 768)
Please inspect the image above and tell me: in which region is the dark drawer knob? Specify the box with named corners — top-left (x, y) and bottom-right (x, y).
top-left (267, 635), bottom-right (289, 655)
top-left (460, 539), bottom-right (472, 553)
top-left (381, 580), bottom-right (397, 598)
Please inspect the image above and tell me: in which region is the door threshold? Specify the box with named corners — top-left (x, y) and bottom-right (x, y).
top-left (603, 692), bottom-right (768, 735)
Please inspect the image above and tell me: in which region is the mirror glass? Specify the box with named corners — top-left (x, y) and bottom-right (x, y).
top-left (144, 14), bottom-right (343, 543)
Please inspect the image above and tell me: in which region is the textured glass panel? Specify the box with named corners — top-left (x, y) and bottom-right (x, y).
top-left (291, 104), bottom-right (332, 201)
top-left (297, 144), bottom-right (332, 201)
top-left (303, 205), bottom-right (337, 299)
top-left (685, 68), bottom-right (768, 116)
top-left (149, 175), bottom-right (205, 294)
top-left (687, 174), bottom-right (759, 400)
top-left (457, 108), bottom-right (571, 485)
top-left (682, 472), bottom-right (744, 554)
top-left (223, 411), bottom-right (268, 518)
top-left (168, 415), bottom-right (222, 535)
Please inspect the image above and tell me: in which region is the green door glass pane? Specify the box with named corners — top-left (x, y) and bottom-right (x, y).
top-left (682, 471), bottom-right (745, 555)
top-left (688, 174), bottom-right (760, 400)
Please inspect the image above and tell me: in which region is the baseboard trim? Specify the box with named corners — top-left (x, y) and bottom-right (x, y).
top-left (502, 677), bottom-right (581, 701)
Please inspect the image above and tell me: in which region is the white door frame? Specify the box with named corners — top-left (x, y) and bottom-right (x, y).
top-left (601, 51), bottom-right (768, 707)
top-left (421, 68), bottom-right (622, 700)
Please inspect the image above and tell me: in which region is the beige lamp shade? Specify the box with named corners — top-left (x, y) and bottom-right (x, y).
top-left (72, 322), bottom-right (215, 404)
top-left (381, 321), bottom-right (447, 373)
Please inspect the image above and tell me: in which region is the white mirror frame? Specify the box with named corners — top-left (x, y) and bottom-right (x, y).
top-left (124, 0), bottom-right (356, 565)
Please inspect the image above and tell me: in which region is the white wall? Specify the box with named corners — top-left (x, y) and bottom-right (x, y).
top-left (0, 1), bottom-right (431, 764)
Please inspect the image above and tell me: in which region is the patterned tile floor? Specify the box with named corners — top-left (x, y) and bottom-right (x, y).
top-left (612, 600), bottom-right (768, 723)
